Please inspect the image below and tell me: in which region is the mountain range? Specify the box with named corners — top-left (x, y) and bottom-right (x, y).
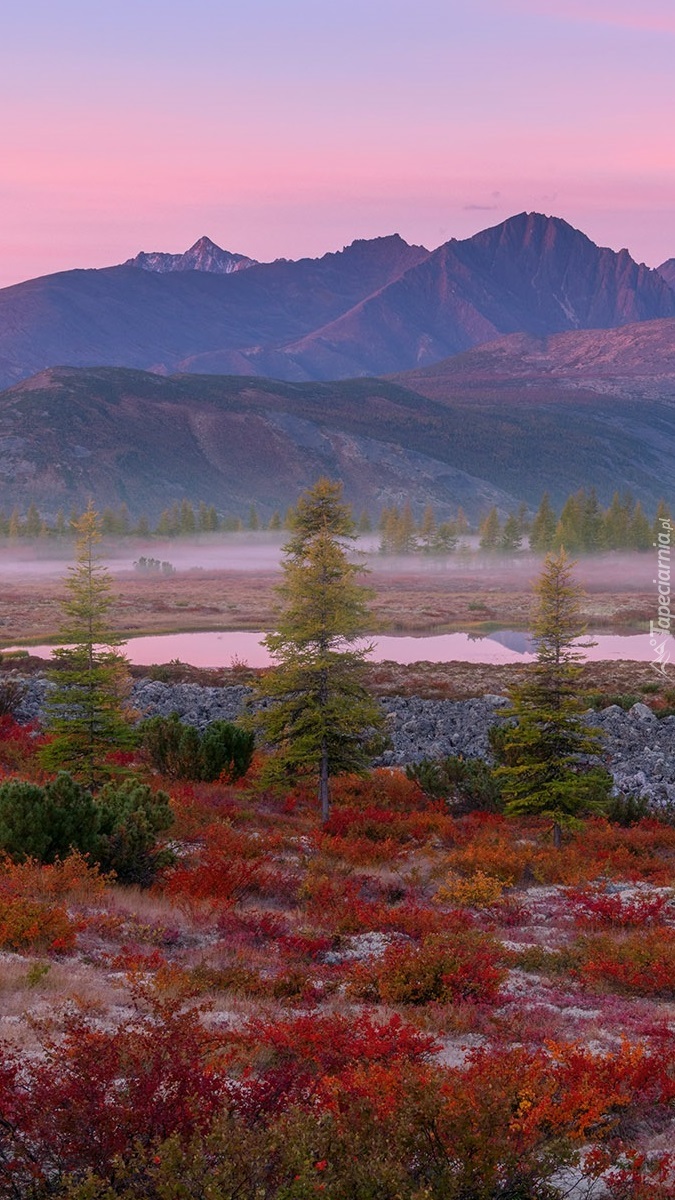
top-left (1, 211), bottom-right (674, 520)
top-left (2, 313), bottom-right (675, 519)
top-left (0, 213), bottom-right (673, 389)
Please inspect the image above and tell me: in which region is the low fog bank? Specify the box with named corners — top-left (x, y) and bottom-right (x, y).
top-left (0, 534), bottom-right (287, 577)
top-left (0, 534), bottom-right (660, 591)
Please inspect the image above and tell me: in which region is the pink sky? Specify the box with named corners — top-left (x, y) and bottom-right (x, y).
top-left (1, 0), bottom-right (674, 287)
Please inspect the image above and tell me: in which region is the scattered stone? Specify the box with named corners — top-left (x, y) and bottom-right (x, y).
top-left (9, 674), bottom-right (675, 811)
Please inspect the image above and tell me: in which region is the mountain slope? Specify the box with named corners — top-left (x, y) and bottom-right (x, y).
top-left (396, 316), bottom-right (675, 401)
top-left (278, 213), bottom-right (675, 378)
top-left (1, 358), bottom-right (674, 519)
top-left (0, 235), bottom-right (429, 389)
top-left (658, 258), bottom-right (675, 290)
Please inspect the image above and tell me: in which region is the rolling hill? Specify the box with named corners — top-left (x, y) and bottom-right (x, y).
top-left (1, 340), bottom-right (674, 519)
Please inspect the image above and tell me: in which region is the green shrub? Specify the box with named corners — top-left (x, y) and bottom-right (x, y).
top-left (141, 713), bottom-right (254, 783)
top-left (0, 774), bottom-right (98, 862)
top-left (406, 754), bottom-right (502, 814)
top-left (0, 773), bottom-right (173, 885)
top-left (95, 778), bottom-right (173, 885)
top-left (606, 793), bottom-right (651, 827)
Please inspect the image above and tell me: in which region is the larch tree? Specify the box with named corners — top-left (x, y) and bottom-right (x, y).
top-left (254, 478), bottom-right (385, 822)
top-left (41, 502), bottom-right (132, 788)
top-left (495, 548), bottom-right (612, 847)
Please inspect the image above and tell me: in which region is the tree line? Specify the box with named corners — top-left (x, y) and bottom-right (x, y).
top-left (379, 490), bottom-right (671, 556)
top-left (0, 500), bottom-right (291, 540)
top-left (1, 488), bottom-right (671, 554)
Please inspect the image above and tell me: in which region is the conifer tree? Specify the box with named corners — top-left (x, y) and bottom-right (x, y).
top-left (495, 550), bottom-right (611, 846)
top-left (652, 500), bottom-right (673, 543)
top-left (579, 488), bottom-right (603, 552)
top-left (41, 503), bottom-right (132, 788)
top-left (553, 493), bottom-right (583, 553)
top-left (602, 491), bottom-right (631, 550)
top-left (395, 501), bottom-right (417, 554)
top-left (179, 499), bottom-right (196, 536)
top-left (628, 501), bottom-right (651, 551)
top-left (529, 493), bottom-right (557, 554)
top-left (455, 506), bottom-right (470, 535)
top-left (378, 505), bottom-right (400, 555)
top-left (255, 479), bottom-right (385, 822)
top-left (432, 520), bottom-right (459, 555)
top-left (500, 513), bottom-right (523, 554)
top-left (24, 503), bottom-right (42, 539)
top-left (478, 507), bottom-right (501, 552)
top-left (418, 504), bottom-right (437, 554)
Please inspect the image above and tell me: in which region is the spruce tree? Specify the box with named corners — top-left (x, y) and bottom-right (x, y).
top-left (254, 478), bottom-right (385, 822)
top-left (41, 503), bottom-right (132, 788)
top-left (495, 549), bottom-right (611, 846)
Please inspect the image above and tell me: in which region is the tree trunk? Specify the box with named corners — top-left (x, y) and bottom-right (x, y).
top-left (319, 736), bottom-right (330, 824)
top-left (553, 820), bottom-right (562, 850)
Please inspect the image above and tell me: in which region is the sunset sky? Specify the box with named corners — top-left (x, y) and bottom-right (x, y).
top-left (1, 0), bottom-right (674, 286)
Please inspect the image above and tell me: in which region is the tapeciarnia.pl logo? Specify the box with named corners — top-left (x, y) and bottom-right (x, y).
top-left (651, 517), bottom-right (673, 677)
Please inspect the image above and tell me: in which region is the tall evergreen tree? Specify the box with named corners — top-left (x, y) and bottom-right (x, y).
top-left (602, 491), bottom-right (631, 550)
top-left (495, 549), bottom-right (611, 846)
top-left (500, 513), bottom-right (523, 554)
top-left (529, 493), bottom-right (557, 554)
top-left (418, 504), bottom-right (437, 554)
top-left (455, 506), bottom-right (470, 535)
top-left (41, 503), bottom-right (132, 788)
top-left (579, 487), bottom-right (603, 552)
top-left (553, 493), bottom-right (583, 553)
top-left (432, 520), bottom-right (459, 555)
top-left (478, 507), bottom-right (501, 552)
top-left (254, 479), bottom-right (385, 822)
top-left (628, 501), bottom-right (651, 551)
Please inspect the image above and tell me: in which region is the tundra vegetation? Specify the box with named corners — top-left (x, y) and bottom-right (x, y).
top-left (0, 494), bottom-right (673, 1197)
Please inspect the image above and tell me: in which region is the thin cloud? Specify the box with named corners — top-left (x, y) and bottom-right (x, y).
top-left (463, 203), bottom-right (500, 211)
top-left (509, 0), bottom-right (675, 35)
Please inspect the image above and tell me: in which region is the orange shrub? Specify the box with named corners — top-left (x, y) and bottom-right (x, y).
top-left (435, 870), bottom-right (510, 908)
top-left (329, 770), bottom-right (430, 812)
top-left (0, 896), bottom-right (80, 953)
top-left (0, 851), bottom-right (109, 904)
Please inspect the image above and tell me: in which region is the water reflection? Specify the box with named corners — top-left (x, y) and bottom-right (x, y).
top-left (3, 628), bottom-right (664, 668)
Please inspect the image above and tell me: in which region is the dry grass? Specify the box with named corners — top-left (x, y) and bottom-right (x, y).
top-left (0, 559), bottom-right (655, 645)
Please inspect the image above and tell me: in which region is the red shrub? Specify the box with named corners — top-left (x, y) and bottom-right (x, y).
top-left (228, 1012), bottom-right (438, 1116)
top-left (348, 926), bottom-right (505, 1006)
top-left (0, 715), bottom-right (44, 773)
top-left (577, 929), bottom-right (675, 997)
top-left (0, 991), bottom-right (229, 1193)
top-left (568, 885), bottom-right (673, 929)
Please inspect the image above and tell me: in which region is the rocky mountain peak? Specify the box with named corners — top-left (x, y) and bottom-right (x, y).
top-left (122, 237), bottom-right (257, 275)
